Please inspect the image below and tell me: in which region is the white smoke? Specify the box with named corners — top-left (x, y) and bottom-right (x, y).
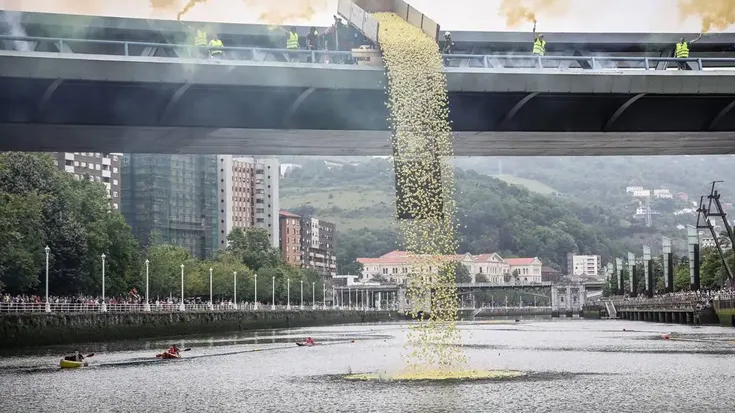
top-left (1, 11), bottom-right (31, 52)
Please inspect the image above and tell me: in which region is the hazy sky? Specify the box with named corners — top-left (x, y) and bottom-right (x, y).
top-left (2, 0), bottom-right (733, 32)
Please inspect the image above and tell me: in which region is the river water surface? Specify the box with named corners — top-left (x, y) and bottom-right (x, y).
top-left (2, 319), bottom-right (735, 412)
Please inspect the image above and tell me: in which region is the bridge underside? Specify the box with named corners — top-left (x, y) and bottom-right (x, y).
top-left (2, 78), bottom-right (735, 156)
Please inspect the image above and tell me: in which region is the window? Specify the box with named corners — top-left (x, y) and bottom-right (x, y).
top-left (112, 167), bottom-right (118, 173)
top-left (81, 162), bottom-right (87, 168)
top-left (382, 268), bottom-right (388, 274)
top-left (113, 179), bottom-right (118, 186)
top-left (113, 203), bottom-right (119, 209)
top-left (112, 155), bottom-right (118, 162)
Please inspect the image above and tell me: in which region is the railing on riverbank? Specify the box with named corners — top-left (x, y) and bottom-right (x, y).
top-left (2, 34), bottom-right (734, 71)
top-left (0, 302), bottom-right (545, 314)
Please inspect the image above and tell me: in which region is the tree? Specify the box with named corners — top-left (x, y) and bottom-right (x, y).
top-left (453, 262), bottom-right (472, 283)
top-left (227, 227), bottom-right (282, 270)
top-left (0, 152), bottom-right (140, 296)
top-left (475, 273), bottom-right (489, 283)
top-left (0, 192), bottom-right (44, 293)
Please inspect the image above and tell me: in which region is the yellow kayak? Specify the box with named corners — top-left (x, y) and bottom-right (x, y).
top-left (59, 359), bottom-right (88, 369)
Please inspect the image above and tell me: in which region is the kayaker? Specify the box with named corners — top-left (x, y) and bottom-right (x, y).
top-left (64, 350), bottom-right (84, 362)
top-left (305, 337), bottom-right (315, 345)
top-left (168, 344), bottom-right (180, 355)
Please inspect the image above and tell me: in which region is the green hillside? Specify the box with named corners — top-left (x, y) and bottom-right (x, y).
top-left (493, 174), bottom-right (558, 195)
top-left (281, 159), bottom-right (649, 273)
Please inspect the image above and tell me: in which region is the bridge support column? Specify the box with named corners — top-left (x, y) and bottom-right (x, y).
top-left (627, 252), bottom-right (637, 298)
top-left (398, 288), bottom-right (406, 313)
top-left (616, 258), bottom-right (624, 295)
top-left (551, 286), bottom-right (560, 317)
top-left (687, 225), bottom-right (701, 291)
top-left (565, 288), bottom-right (573, 317)
top-left (643, 246), bottom-right (653, 298)
top-left (663, 237), bottom-right (674, 293)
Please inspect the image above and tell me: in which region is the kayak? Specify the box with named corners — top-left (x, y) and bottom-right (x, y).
top-left (59, 359), bottom-right (88, 369)
top-left (157, 352), bottom-right (181, 359)
top-left (296, 342), bottom-right (315, 347)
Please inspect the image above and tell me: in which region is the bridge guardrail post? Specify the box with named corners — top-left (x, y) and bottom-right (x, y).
top-left (644, 58), bottom-right (650, 70)
top-left (591, 57), bottom-right (597, 69)
top-left (124, 42), bottom-right (129, 56)
top-left (537, 55), bottom-right (542, 69)
top-left (483, 55), bottom-right (488, 68)
top-left (57, 39), bottom-right (64, 53)
top-left (697, 58), bottom-right (703, 70)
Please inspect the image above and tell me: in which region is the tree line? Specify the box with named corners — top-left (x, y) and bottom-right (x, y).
top-left (0, 153), bottom-right (327, 301)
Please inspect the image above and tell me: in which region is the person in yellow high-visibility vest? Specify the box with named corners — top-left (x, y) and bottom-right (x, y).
top-left (194, 29), bottom-right (208, 58)
top-left (286, 27), bottom-right (300, 62)
top-left (208, 33), bottom-right (224, 59)
top-left (675, 34), bottom-right (702, 70)
top-left (532, 21), bottom-right (546, 58)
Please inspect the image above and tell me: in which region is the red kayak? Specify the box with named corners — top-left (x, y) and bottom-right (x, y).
top-left (156, 352), bottom-right (181, 359)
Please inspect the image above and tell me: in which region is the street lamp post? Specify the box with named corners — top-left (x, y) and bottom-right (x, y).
top-left (144, 259), bottom-right (151, 312)
top-left (179, 264), bottom-right (186, 312)
top-left (100, 254), bottom-right (107, 313)
top-left (323, 283), bottom-right (326, 310)
top-left (312, 282), bottom-right (316, 309)
top-left (233, 271), bottom-right (238, 310)
top-left (44, 246), bottom-right (51, 312)
top-left (253, 273), bottom-right (258, 310)
top-left (287, 278), bottom-right (291, 310)
top-left (300, 280), bottom-right (304, 310)
top-left (271, 276), bottom-right (275, 310)
top-left (208, 267), bottom-right (213, 310)
top-left (332, 285), bottom-right (335, 309)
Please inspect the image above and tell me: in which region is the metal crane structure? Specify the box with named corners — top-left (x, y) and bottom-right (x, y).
top-left (695, 181), bottom-right (735, 283)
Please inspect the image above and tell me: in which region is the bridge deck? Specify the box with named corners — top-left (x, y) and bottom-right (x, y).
top-left (2, 51), bottom-right (735, 156)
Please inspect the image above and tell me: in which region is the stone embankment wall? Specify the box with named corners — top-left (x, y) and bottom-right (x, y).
top-left (0, 310), bottom-right (403, 349)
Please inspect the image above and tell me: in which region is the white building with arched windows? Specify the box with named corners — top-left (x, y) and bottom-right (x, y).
top-left (357, 250), bottom-right (542, 284)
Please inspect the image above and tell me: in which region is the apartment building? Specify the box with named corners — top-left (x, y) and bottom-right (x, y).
top-left (567, 253), bottom-right (602, 277)
top-left (217, 156), bottom-right (280, 249)
top-left (357, 250), bottom-right (542, 284)
top-left (121, 154), bottom-right (219, 259)
top-left (300, 216), bottom-right (337, 277)
top-left (279, 210), bottom-right (302, 266)
top-left (53, 152), bottom-right (121, 210)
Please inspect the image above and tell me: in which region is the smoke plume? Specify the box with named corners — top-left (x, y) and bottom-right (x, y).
top-left (678, 0), bottom-right (735, 32)
top-left (0, 11), bottom-right (30, 51)
top-left (498, 0), bottom-right (569, 28)
top-left (170, 0), bottom-right (327, 24)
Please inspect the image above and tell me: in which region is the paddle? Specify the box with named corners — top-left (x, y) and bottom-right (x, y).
top-left (85, 353), bottom-right (95, 358)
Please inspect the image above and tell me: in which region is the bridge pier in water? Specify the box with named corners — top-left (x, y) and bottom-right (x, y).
top-left (551, 284), bottom-right (585, 318)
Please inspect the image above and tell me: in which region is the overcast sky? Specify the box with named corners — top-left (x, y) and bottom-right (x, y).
top-left (2, 0), bottom-right (732, 32)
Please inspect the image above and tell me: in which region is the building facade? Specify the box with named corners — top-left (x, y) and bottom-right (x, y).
top-left (53, 152), bottom-right (121, 210)
top-left (121, 154), bottom-right (219, 259)
top-left (279, 210), bottom-right (302, 266)
top-left (357, 250), bottom-right (542, 284)
top-left (567, 253), bottom-right (602, 277)
top-left (300, 216), bottom-right (337, 277)
top-left (217, 156), bottom-right (280, 249)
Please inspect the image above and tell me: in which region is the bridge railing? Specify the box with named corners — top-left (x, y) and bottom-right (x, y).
top-left (2, 35), bottom-right (734, 71)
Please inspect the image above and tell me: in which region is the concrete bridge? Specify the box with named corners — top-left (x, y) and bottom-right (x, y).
top-left (2, 43), bottom-right (735, 156)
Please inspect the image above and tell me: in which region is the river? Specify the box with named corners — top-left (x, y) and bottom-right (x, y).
top-left (2, 319), bottom-right (735, 412)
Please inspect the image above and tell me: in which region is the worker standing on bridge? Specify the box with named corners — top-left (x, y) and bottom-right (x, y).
top-left (442, 31), bottom-right (456, 66)
top-left (286, 27), bottom-right (300, 62)
top-left (194, 28), bottom-right (208, 59)
top-left (675, 34), bottom-right (702, 70)
top-left (306, 26), bottom-right (320, 63)
top-left (208, 33), bottom-right (224, 59)
top-left (532, 21), bottom-right (546, 65)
